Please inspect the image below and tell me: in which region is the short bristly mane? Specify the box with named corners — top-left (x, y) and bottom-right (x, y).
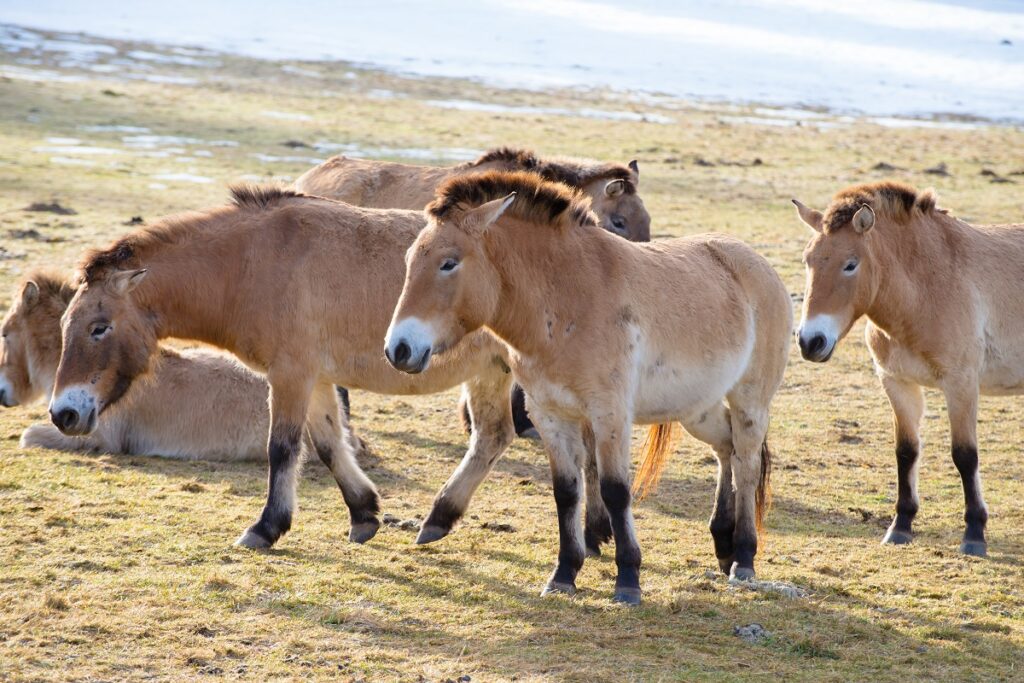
top-left (822, 181), bottom-right (937, 234)
top-left (466, 147), bottom-right (636, 193)
top-left (79, 184), bottom-right (307, 283)
top-left (22, 270), bottom-right (76, 304)
top-left (429, 170), bottom-right (598, 228)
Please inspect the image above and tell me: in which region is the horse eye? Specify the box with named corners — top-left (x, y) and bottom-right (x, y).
top-left (90, 323), bottom-right (111, 338)
top-left (611, 215), bottom-right (626, 230)
top-left (843, 260), bottom-right (858, 273)
top-left (440, 258), bottom-right (459, 272)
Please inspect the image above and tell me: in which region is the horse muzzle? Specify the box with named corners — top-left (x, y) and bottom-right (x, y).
top-left (384, 317), bottom-right (436, 374)
top-left (49, 385), bottom-right (99, 435)
top-left (798, 331), bottom-right (835, 362)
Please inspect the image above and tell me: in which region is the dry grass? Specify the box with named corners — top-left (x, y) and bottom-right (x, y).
top-left (1, 27), bottom-right (1023, 682)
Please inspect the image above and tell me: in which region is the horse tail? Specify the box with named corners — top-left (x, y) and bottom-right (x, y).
top-left (755, 437), bottom-right (773, 534)
top-left (632, 423), bottom-right (679, 501)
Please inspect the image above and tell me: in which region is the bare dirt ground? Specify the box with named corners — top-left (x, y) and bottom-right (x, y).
top-left (1, 26), bottom-right (1023, 682)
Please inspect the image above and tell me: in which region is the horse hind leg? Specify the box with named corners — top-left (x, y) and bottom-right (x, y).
top-left (682, 404), bottom-right (735, 574)
top-left (943, 384), bottom-right (988, 557)
top-left (307, 382), bottom-right (381, 543)
top-left (417, 363), bottom-right (514, 544)
top-left (724, 396), bottom-right (772, 582)
top-left (582, 422), bottom-right (612, 557)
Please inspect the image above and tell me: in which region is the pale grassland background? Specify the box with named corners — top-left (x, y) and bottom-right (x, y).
top-left (0, 27), bottom-right (1023, 683)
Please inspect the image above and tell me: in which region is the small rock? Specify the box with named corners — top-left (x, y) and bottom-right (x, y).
top-left (397, 518), bottom-right (420, 531)
top-left (838, 433), bottom-right (863, 445)
top-left (693, 156), bottom-right (715, 167)
top-left (704, 569), bottom-right (717, 580)
top-left (923, 162), bottom-right (950, 176)
top-left (980, 168), bottom-right (998, 176)
top-left (481, 522), bottom-right (516, 533)
top-left (729, 578), bottom-right (807, 599)
top-left (8, 228), bottom-right (41, 240)
top-left (282, 140), bottom-right (310, 149)
top-left (381, 513), bottom-right (401, 525)
top-left (23, 201), bottom-right (76, 215)
top-left (872, 161), bottom-right (901, 171)
top-left (734, 623), bottom-right (770, 644)
top-left (124, 216), bottom-right (145, 225)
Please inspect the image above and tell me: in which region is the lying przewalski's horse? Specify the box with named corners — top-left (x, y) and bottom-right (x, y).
top-left (795, 181), bottom-right (1024, 557)
top-left (1, 272), bottom-right (271, 460)
top-left (294, 147), bottom-right (651, 242)
top-left (386, 172), bottom-right (791, 603)
top-left (49, 186), bottom-right (609, 550)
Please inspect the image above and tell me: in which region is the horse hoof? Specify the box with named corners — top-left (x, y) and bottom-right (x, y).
top-left (415, 524), bottom-right (450, 545)
top-left (349, 519), bottom-right (380, 544)
top-left (882, 527), bottom-right (913, 545)
top-left (235, 528), bottom-right (272, 550)
top-left (960, 540), bottom-right (988, 557)
top-left (729, 564), bottom-right (755, 582)
top-left (613, 587), bottom-right (642, 606)
top-left (519, 427), bottom-right (541, 440)
top-left (541, 580), bottom-right (577, 597)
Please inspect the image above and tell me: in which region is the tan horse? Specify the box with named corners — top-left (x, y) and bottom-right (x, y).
top-left (386, 171), bottom-right (791, 603)
top-left (293, 147), bottom-right (651, 242)
top-left (1, 272), bottom-right (272, 460)
top-left (795, 181), bottom-right (1024, 557)
top-left (48, 185), bottom-right (581, 550)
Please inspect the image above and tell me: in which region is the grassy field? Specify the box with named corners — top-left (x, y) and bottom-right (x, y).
top-left (2, 26), bottom-right (1024, 682)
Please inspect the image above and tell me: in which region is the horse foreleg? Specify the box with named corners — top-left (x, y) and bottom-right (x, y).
top-left (531, 410), bottom-right (587, 597)
top-left (943, 384), bottom-right (988, 557)
top-left (592, 412), bottom-right (642, 605)
top-left (880, 376), bottom-right (925, 546)
top-left (236, 369), bottom-right (313, 549)
top-left (417, 364), bottom-right (514, 544)
top-left (308, 382), bottom-right (380, 543)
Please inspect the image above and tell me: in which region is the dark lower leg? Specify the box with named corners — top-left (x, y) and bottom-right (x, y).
top-left (600, 478), bottom-right (641, 603)
top-left (952, 443), bottom-right (988, 553)
top-left (583, 433), bottom-right (611, 555)
top-left (242, 425), bottom-right (302, 547)
top-left (548, 473), bottom-right (585, 590)
top-left (315, 442), bottom-right (380, 529)
top-left (709, 457), bottom-right (736, 573)
top-left (884, 438), bottom-right (920, 543)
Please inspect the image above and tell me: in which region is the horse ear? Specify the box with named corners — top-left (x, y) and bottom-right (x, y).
top-left (110, 269), bottom-right (148, 295)
top-left (605, 179), bottom-right (626, 198)
top-left (21, 281), bottom-right (40, 308)
top-left (853, 205), bottom-right (875, 234)
top-left (628, 160), bottom-right (639, 177)
top-left (792, 199), bottom-right (823, 233)
top-left (466, 192), bottom-right (516, 231)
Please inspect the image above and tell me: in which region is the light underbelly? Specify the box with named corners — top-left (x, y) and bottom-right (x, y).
top-left (634, 355), bottom-right (748, 424)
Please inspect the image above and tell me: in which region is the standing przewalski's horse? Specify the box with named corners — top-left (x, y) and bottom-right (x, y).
top-left (48, 186), bottom-right (605, 551)
top-left (795, 181), bottom-right (1024, 557)
top-left (386, 172), bottom-right (791, 603)
top-left (294, 147), bottom-right (651, 242)
top-left (1, 272), bottom-right (273, 460)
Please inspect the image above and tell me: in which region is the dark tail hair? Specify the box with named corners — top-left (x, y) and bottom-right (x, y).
top-left (756, 438), bottom-right (772, 533)
top-left (632, 423), bottom-right (679, 500)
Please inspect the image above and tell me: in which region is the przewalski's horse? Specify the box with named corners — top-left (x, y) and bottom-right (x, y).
top-left (795, 181), bottom-right (1024, 557)
top-left (294, 147), bottom-right (651, 242)
top-left (48, 186), bottom-right (609, 551)
top-left (386, 172), bottom-right (791, 603)
top-left (1, 272), bottom-right (270, 460)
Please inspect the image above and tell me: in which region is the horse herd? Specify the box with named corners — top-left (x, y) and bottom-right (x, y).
top-left (2, 147), bottom-right (1022, 605)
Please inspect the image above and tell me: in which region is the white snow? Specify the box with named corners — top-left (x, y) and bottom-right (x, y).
top-left (1, 1), bottom-right (1022, 120)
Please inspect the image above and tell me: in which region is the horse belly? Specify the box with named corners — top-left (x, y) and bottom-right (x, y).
top-left (633, 353), bottom-right (748, 425)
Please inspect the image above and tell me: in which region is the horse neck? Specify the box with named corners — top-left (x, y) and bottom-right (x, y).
top-left (865, 213), bottom-right (960, 339)
top-left (134, 240), bottom-right (236, 348)
top-left (485, 219), bottom-right (600, 357)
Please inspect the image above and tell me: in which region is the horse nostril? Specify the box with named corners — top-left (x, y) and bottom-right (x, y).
top-left (394, 341), bottom-right (411, 365)
top-left (53, 408), bottom-right (79, 431)
top-left (805, 334), bottom-right (826, 356)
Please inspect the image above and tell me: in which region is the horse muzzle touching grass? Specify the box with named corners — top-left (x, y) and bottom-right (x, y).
top-left (390, 172), bottom-right (790, 605)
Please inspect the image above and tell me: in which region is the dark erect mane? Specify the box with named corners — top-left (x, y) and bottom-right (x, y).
top-left (80, 185), bottom-right (307, 283)
top-left (23, 270), bottom-right (76, 305)
top-left (823, 181), bottom-right (937, 234)
top-left (467, 147), bottom-right (636, 193)
top-left (429, 170), bottom-right (597, 228)
top-left (229, 184), bottom-right (306, 210)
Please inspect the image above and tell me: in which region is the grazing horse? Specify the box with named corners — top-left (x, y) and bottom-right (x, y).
top-left (795, 181), bottom-right (1024, 557)
top-left (386, 171), bottom-right (790, 603)
top-left (48, 186), bottom-right (608, 551)
top-left (1, 272), bottom-right (272, 460)
top-left (297, 147), bottom-right (653, 442)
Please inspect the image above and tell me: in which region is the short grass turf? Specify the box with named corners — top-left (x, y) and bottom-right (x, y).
top-left (1, 27), bottom-right (1023, 683)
